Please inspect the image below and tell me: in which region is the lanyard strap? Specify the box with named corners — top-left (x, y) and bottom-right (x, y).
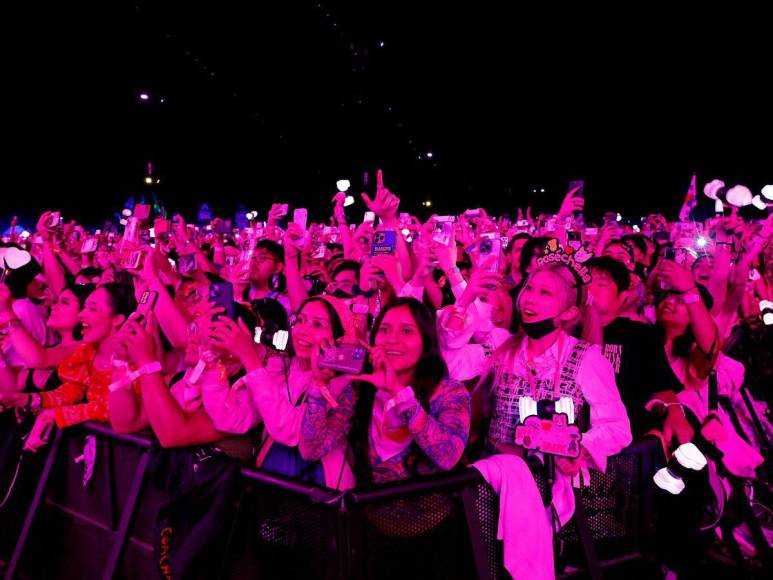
top-left (525, 333), bottom-right (565, 400)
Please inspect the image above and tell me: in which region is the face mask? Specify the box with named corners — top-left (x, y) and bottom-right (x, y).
top-left (330, 288), bottom-right (354, 300)
top-left (521, 317), bottom-right (557, 339)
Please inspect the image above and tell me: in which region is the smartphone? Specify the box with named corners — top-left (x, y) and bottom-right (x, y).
top-left (134, 204), bottom-right (152, 220)
top-left (477, 233), bottom-right (501, 273)
top-left (154, 218), bottom-right (170, 235)
top-left (432, 216), bottom-right (455, 246)
top-left (48, 211), bottom-right (61, 229)
top-left (80, 238), bottom-right (99, 254)
top-left (363, 211), bottom-right (376, 224)
top-left (132, 290), bottom-right (159, 323)
top-left (464, 209), bottom-right (482, 219)
top-left (663, 247), bottom-right (687, 266)
top-left (567, 230), bottom-right (582, 243)
top-left (371, 230), bottom-right (397, 256)
top-left (123, 217), bottom-right (141, 244)
top-left (177, 254), bottom-right (196, 274)
top-left (276, 204), bottom-right (289, 218)
top-left (310, 242), bottom-right (327, 260)
top-left (318, 343), bottom-right (368, 374)
top-left (568, 179), bottom-right (585, 199)
top-left (122, 250), bottom-right (145, 270)
top-left (292, 208), bottom-right (308, 231)
top-left (209, 281), bottom-right (236, 320)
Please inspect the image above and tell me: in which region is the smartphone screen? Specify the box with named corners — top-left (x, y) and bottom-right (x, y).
top-left (293, 208), bottom-right (308, 231)
top-left (132, 290), bottom-right (159, 323)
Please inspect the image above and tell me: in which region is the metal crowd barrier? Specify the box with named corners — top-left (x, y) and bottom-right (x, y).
top-left (0, 423), bottom-right (662, 579)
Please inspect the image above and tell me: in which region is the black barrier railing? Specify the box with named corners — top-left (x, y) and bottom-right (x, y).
top-left (2, 423), bottom-right (663, 579)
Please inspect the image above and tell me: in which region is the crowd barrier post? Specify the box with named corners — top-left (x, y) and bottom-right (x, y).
top-left (5, 429), bottom-right (63, 580)
top-left (101, 449), bottom-right (151, 580)
top-left (2, 425), bottom-right (707, 579)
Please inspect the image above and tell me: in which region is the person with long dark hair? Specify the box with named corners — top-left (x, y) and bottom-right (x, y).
top-left (1, 283), bottom-right (135, 451)
top-left (301, 297), bottom-right (471, 484)
top-left (194, 294), bottom-right (357, 489)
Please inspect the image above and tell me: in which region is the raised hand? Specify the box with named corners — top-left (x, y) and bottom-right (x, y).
top-left (361, 169), bottom-right (400, 226)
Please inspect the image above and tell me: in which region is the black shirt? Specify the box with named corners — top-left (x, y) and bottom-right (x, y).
top-left (602, 317), bottom-right (684, 437)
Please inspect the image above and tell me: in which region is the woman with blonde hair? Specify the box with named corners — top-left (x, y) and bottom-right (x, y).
top-left (440, 258), bottom-right (631, 579)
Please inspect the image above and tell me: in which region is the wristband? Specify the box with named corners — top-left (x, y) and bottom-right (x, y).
top-left (311, 383), bottom-right (339, 409)
top-left (645, 399), bottom-right (684, 413)
top-left (384, 386), bottom-right (415, 413)
top-left (682, 292), bottom-right (700, 305)
top-left (108, 361), bottom-right (162, 392)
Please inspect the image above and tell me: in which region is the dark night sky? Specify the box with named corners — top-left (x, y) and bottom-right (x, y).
top-left (3, 1), bottom-right (771, 229)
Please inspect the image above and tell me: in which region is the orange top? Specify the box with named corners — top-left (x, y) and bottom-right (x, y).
top-left (40, 343), bottom-right (113, 428)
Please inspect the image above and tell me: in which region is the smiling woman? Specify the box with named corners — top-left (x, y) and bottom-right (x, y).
top-left (332, 297), bottom-right (471, 485)
top-left (192, 294), bottom-right (359, 490)
top-left (0, 283), bottom-right (136, 453)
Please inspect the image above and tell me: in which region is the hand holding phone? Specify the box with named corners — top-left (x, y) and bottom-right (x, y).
top-left (371, 230), bottom-right (397, 256)
top-left (209, 281), bottom-right (236, 320)
top-left (48, 211), bottom-right (62, 229)
top-left (293, 208), bottom-right (308, 232)
top-left (131, 290), bottom-right (159, 325)
top-left (176, 254), bottom-right (196, 274)
top-left (134, 204), bottom-right (152, 220)
top-left (477, 233), bottom-right (501, 273)
top-left (318, 343), bottom-right (368, 374)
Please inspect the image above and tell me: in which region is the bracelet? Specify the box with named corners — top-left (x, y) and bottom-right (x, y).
top-left (311, 383), bottom-right (339, 409)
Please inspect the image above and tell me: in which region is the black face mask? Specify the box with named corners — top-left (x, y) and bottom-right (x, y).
top-left (521, 317), bottom-right (557, 339)
top-left (329, 288), bottom-right (354, 300)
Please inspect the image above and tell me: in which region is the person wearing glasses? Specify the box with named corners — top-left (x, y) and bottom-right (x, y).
top-left (246, 240), bottom-right (291, 315)
top-left (193, 295), bottom-right (357, 490)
